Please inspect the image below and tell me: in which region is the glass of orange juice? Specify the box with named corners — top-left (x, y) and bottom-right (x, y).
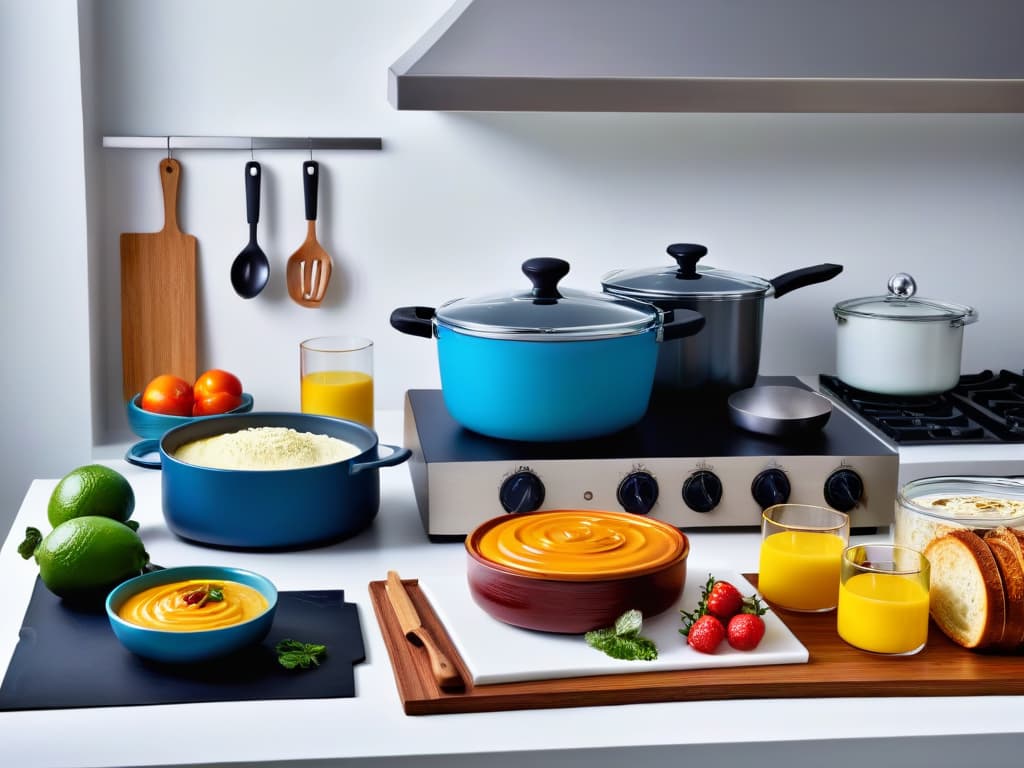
top-left (758, 504), bottom-right (850, 612)
top-left (300, 336), bottom-right (374, 427)
top-left (837, 544), bottom-right (930, 656)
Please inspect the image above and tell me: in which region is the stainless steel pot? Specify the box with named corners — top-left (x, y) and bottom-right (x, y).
top-left (601, 243), bottom-right (843, 394)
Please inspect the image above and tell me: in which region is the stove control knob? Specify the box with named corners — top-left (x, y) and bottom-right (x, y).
top-left (824, 469), bottom-right (864, 513)
top-left (499, 470), bottom-right (546, 514)
top-left (751, 468), bottom-right (791, 510)
top-left (617, 471), bottom-right (659, 515)
top-left (682, 470), bottom-right (723, 513)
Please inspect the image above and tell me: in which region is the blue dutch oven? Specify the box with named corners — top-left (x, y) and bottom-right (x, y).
top-left (390, 258), bottom-right (705, 442)
top-left (140, 413), bottom-right (410, 550)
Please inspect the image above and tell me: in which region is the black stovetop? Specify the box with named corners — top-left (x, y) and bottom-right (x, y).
top-left (820, 370), bottom-right (1024, 445)
top-left (409, 376), bottom-right (894, 464)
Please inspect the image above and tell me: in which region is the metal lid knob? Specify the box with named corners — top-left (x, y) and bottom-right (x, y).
top-left (887, 272), bottom-right (917, 299)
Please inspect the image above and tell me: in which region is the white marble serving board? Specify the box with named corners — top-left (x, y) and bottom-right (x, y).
top-left (422, 566), bottom-right (809, 686)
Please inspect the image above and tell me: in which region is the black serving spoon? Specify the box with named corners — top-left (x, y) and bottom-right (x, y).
top-left (230, 161), bottom-right (270, 298)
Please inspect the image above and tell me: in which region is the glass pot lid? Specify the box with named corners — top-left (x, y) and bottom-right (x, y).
top-left (834, 273), bottom-right (976, 323)
top-left (601, 243), bottom-right (772, 300)
top-left (434, 258), bottom-right (660, 341)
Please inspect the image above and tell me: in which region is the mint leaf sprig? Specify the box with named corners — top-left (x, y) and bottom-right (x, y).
top-left (585, 609), bottom-right (658, 661)
top-left (275, 639), bottom-right (328, 670)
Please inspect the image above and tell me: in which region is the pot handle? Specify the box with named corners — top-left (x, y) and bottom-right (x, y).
top-left (958, 307), bottom-right (980, 327)
top-left (125, 439), bottom-right (162, 470)
top-left (390, 306), bottom-right (436, 339)
top-left (769, 264), bottom-right (843, 298)
top-left (350, 444), bottom-right (412, 475)
top-left (660, 308), bottom-right (706, 341)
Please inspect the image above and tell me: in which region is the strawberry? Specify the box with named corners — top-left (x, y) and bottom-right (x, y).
top-left (686, 614), bottom-right (725, 654)
top-left (726, 595), bottom-right (768, 651)
top-left (726, 613), bottom-right (766, 651)
top-left (705, 580), bottom-right (744, 619)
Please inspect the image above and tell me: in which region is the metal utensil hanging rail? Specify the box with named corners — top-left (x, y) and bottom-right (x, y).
top-left (102, 136), bottom-right (383, 151)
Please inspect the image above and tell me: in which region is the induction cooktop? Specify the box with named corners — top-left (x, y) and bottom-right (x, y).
top-left (403, 377), bottom-right (898, 538)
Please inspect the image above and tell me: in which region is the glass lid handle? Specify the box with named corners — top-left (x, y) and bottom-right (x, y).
top-left (523, 257), bottom-right (569, 300)
top-left (887, 272), bottom-right (917, 299)
top-left (666, 243), bottom-right (708, 279)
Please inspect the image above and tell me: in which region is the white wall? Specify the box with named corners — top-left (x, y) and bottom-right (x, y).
top-left (0, 0), bottom-right (93, 539)
top-left (3, 0), bottom-right (1024, 539)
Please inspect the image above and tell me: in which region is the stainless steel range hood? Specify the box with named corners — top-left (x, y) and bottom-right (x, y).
top-left (389, 0), bottom-right (1024, 113)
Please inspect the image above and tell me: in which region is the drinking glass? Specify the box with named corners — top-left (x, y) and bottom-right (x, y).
top-left (837, 544), bottom-right (930, 656)
top-left (299, 336), bottom-right (374, 427)
top-left (758, 503), bottom-right (850, 612)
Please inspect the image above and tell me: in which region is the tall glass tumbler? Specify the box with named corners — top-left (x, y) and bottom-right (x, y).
top-left (300, 336), bottom-right (374, 427)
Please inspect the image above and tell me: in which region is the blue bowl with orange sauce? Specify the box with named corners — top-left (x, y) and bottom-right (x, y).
top-left (105, 565), bottom-right (277, 663)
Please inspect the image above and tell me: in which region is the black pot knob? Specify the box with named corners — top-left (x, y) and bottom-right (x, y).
top-left (499, 470), bottom-right (546, 514)
top-left (666, 243), bottom-right (708, 280)
top-left (522, 258), bottom-right (570, 300)
top-left (617, 471), bottom-right (659, 515)
top-left (682, 470), bottom-right (722, 513)
top-left (824, 469), bottom-right (864, 513)
top-left (751, 468), bottom-right (791, 510)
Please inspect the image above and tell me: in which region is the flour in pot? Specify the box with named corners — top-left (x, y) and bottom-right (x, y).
top-left (173, 426), bottom-right (360, 470)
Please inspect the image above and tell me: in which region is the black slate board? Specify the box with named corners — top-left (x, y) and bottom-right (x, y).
top-left (0, 578), bottom-right (365, 710)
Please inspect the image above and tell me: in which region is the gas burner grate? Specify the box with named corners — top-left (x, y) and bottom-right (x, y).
top-left (820, 370), bottom-right (1024, 445)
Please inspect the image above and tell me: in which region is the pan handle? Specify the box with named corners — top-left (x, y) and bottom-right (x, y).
top-left (390, 306), bottom-right (436, 339)
top-left (769, 264), bottom-right (843, 299)
top-left (660, 308), bottom-right (706, 341)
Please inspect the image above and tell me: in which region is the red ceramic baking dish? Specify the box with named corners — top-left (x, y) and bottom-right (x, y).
top-left (466, 509), bottom-right (689, 634)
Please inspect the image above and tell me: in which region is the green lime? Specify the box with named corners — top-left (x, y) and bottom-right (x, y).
top-left (47, 464), bottom-right (135, 528)
top-left (34, 516), bottom-right (149, 598)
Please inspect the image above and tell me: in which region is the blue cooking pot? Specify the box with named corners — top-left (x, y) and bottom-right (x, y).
top-left (153, 412), bottom-right (410, 550)
top-left (391, 258), bottom-right (704, 441)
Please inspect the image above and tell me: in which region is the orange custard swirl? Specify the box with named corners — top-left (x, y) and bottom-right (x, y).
top-left (472, 510), bottom-right (687, 580)
top-left (117, 578), bottom-right (269, 631)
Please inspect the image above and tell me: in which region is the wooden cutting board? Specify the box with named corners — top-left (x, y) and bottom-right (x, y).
top-left (120, 158), bottom-right (197, 401)
top-left (369, 575), bottom-right (1024, 716)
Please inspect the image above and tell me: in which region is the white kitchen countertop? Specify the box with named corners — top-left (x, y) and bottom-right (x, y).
top-left (2, 410), bottom-right (1023, 768)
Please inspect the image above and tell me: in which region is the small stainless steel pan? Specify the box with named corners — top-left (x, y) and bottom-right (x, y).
top-left (728, 385), bottom-right (832, 437)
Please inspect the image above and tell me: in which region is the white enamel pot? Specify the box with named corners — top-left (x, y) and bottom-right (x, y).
top-left (833, 273), bottom-right (978, 396)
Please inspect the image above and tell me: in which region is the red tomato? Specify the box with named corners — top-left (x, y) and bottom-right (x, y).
top-left (192, 391), bottom-right (243, 416)
top-left (194, 369), bottom-right (242, 400)
top-left (141, 374), bottom-right (194, 416)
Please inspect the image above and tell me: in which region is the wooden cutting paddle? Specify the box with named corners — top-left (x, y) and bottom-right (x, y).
top-left (286, 160), bottom-right (332, 307)
top-left (120, 158), bottom-right (197, 400)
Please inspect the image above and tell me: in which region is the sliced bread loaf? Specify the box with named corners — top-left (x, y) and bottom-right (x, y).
top-left (983, 527), bottom-right (1024, 649)
top-left (924, 529), bottom-right (1006, 650)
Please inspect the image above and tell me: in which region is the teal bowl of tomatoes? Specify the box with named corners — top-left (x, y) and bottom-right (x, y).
top-left (126, 391), bottom-right (254, 441)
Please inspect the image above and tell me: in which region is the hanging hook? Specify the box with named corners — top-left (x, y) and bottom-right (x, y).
top-left (308, 137), bottom-right (313, 161)
top-left (250, 136), bottom-right (254, 161)
top-left (166, 136), bottom-right (171, 159)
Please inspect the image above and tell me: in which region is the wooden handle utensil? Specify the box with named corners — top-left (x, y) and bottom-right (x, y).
top-left (385, 571), bottom-right (464, 691)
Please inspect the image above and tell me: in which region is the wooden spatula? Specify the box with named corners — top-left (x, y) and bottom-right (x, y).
top-left (120, 158), bottom-right (197, 400)
top-left (286, 160), bottom-right (332, 307)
